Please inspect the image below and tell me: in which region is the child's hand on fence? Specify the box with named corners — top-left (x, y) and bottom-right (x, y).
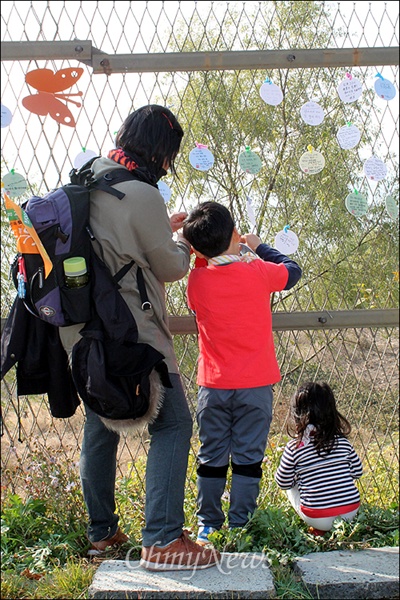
top-left (241, 233), bottom-right (261, 251)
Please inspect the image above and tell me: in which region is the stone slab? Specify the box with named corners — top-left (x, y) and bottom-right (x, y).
top-left (88, 552), bottom-right (276, 599)
top-left (294, 546), bottom-right (399, 599)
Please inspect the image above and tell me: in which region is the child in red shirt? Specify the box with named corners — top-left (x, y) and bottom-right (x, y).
top-left (182, 201), bottom-right (302, 544)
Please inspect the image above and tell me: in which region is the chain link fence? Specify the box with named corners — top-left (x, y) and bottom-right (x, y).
top-left (1, 1), bottom-right (399, 511)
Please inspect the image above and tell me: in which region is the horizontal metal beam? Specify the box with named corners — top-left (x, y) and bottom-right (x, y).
top-left (1, 309), bottom-right (398, 337)
top-left (91, 47), bottom-right (400, 74)
top-left (1, 40), bottom-right (92, 61)
top-left (1, 42), bottom-right (398, 73)
top-left (168, 309), bottom-right (400, 335)
top-left (0, 308), bottom-right (398, 344)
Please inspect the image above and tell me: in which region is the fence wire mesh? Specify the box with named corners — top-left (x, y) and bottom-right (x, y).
top-left (1, 1), bottom-right (399, 512)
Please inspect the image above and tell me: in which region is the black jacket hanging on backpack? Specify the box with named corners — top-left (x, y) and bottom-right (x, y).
top-left (1, 296), bottom-right (80, 419)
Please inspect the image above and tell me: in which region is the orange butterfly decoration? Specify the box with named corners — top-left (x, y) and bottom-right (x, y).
top-left (22, 67), bottom-right (84, 127)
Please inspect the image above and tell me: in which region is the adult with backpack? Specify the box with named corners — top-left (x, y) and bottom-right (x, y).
top-left (58, 105), bottom-right (220, 569)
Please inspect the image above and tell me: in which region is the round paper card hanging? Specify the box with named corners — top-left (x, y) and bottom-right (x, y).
top-left (299, 146), bottom-right (325, 175)
top-left (189, 143), bottom-right (214, 171)
top-left (157, 180), bottom-right (172, 204)
top-left (2, 170), bottom-right (28, 198)
top-left (374, 73), bottom-right (396, 101)
top-left (385, 195), bottom-right (399, 221)
top-left (259, 77), bottom-right (283, 106)
top-left (274, 226), bottom-right (299, 255)
top-left (238, 147), bottom-right (262, 174)
top-left (345, 190), bottom-right (368, 218)
top-left (73, 148), bottom-right (98, 170)
top-left (336, 122), bottom-right (361, 150)
top-left (300, 100), bottom-right (324, 126)
top-left (337, 72), bottom-right (363, 103)
top-left (363, 156), bottom-right (387, 181)
top-left (1, 103), bottom-right (13, 128)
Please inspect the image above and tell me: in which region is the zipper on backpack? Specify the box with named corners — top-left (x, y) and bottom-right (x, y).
top-left (38, 266), bottom-right (44, 288)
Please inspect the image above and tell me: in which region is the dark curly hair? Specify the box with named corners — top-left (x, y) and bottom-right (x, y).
top-left (288, 381), bottom-right (351, 454)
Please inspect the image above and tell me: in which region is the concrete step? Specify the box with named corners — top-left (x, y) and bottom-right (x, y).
top-left (294, 546), bottom-right (399, 600)
top-left (88, 552), bottom-right (275, 599)
top-left (88, 547), bottom-right (399, 599)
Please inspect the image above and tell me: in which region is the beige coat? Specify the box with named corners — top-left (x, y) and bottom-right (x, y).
top-left (60, 157), bottom-right (190, 375)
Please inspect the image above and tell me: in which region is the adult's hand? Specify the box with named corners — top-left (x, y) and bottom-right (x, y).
top-left (170, 212), bottom-right (188, 233)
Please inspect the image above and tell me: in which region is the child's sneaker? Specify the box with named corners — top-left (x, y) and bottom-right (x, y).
top-left (196, 526), bottom-right (216, 546)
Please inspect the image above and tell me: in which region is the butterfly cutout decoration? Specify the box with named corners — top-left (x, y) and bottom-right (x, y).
top-left (22, 67), bottom-right (84, 127)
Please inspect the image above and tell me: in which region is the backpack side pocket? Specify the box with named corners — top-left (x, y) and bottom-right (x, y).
top-left (60, 281), bottom-right (92, 325)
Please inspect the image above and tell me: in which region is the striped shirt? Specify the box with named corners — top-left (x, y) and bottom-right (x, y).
top-left (275, 435), bottom-right (363, 510)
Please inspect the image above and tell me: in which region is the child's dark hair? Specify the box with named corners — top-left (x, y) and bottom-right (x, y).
top-left (182, 201), bottom-right (234, 258)
top-left (115, 104), bottom-right (183, 175)
top-left (288, 381), bottom-right (351, 454)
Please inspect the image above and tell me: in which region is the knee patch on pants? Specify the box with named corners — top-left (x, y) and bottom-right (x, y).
top-left (197, 463), bottom-right (229, 478)
top-left (231, 460), bottom-right (262, 479)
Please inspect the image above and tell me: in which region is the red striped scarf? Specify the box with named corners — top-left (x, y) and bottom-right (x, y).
top-left (107, 148), bottom-right (138, 172)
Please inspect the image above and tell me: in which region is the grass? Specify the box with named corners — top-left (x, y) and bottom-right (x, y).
top-left (1, 442), bottom-right (398, 600)
top-left (1, 559), bottom-right (96, 600)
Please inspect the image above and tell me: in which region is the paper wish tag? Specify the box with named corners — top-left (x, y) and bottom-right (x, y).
top-left (300, 101), bottom-right (324, 126)
top-left (345, 191), bottom-right (368, 218)
top-left (374, 73), bottom-right (396, 101)
top-left (274, 227), bottom-right (299, 255)
top-left (363, 156), bottom-right (387, 181)
top-left (1, 103), bottom-right (13, 128)
top-left (385, 195), bottom-right (399, 221)
top-left (337, 73), bottom-right (363, 103)
top-left (299, 146), bottom-right (325, 175)
top-left (2, 171), bottom-right (28, 198)
top-left (259, 78), bottom-right (283, 106)
top-left (157, 180), bottom-right (172, 204)
top-left (246, 196), bottom-right (257, 228)
top-left (238, 148), bottom-right (262, 174)
top-left (189, 143), bottom-right (214, 171)
top-left (336, 123), bottom-right (361, 149)
top-left (73, 148), bottom-right (98, 170)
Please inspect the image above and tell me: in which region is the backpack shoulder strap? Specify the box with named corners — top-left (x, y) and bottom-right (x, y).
top-left (74, 160), bottom-right (152, 310)
top-left (88, 168), bottom-right (136, 199)
top-left (113, 260), bottom-right (151, 311)
top-left (93, 246), bottom-right (151, 312)
top-left (69, 158), bottom-right (136, 200)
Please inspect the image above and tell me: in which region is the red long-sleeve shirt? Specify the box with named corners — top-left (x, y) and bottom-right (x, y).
top-left (187, 258), bottom-right (289, 388)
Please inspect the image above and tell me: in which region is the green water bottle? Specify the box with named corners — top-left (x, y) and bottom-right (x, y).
top-left (63, 257), bottom-right (89, 288)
